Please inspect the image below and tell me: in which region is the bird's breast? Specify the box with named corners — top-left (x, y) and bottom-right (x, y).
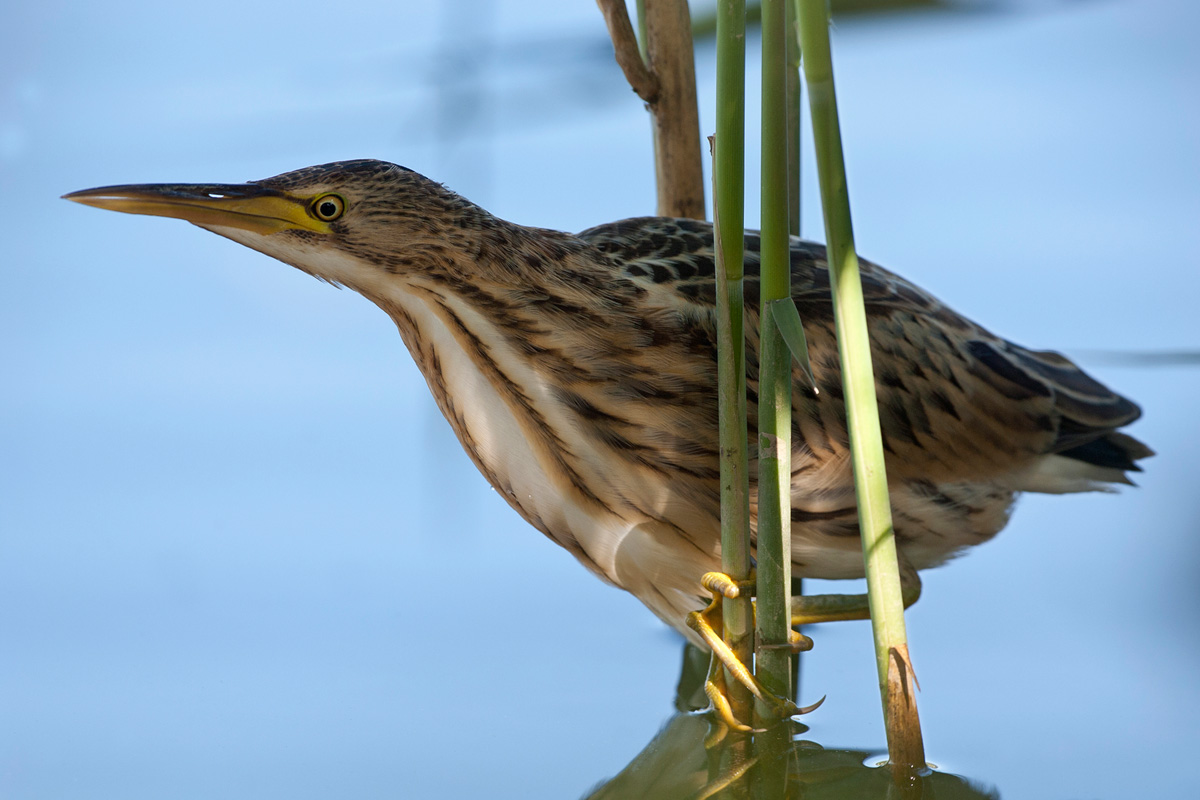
top-left (373, 281), bottom-right (680, 586)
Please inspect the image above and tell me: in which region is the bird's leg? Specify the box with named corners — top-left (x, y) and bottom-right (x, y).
top-left (686, 572), bottom-right (821, 731)
top-left (790, 569), bottom-right (922, 626)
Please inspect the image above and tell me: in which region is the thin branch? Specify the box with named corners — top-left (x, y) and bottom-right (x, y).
top-left (597, 0), bottom-right (660, 103)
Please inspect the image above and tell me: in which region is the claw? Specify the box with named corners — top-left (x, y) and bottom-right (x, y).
top-left (794, 694), bottom-right (827, 715)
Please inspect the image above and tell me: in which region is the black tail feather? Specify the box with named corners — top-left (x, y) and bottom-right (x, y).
top-left (1058, 431), bottom-right (1154, 472)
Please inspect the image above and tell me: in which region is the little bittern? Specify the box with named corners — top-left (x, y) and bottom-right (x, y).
top-left (65, 160), bottom-right (1151, 648)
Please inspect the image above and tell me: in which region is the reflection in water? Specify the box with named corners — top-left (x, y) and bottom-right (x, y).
top-left (586, 644), bottom-right (998, 800)
top-left (585, 712), bottom-right (997, 800)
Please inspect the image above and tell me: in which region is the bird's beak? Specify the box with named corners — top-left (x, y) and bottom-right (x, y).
top-left (62, 182), bottom-right (332, 236)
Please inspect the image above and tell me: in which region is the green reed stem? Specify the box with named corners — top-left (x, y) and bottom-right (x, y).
top-left (713, 0), bottom-right (755, 725)
top-left (786, 0), bottom-right (802, 239)
top-left (796, 0), bottom-right (925, 770)
top-left (785, 0), bottom-right (804, 703)
top-left (754, 0), bottom-right (793, 719)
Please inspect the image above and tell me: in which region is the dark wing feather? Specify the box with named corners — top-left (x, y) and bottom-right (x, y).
top-left (578, 217), bottom-right (1151, 482)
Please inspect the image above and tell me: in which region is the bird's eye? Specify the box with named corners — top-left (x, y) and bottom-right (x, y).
top-left (311, 194), bottom-right (345, 221)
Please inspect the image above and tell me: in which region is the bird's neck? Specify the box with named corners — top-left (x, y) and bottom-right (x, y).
top-left (428, 211), bottom-right (592, 291)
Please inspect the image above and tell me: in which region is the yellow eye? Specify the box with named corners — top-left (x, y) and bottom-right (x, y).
top-left (311, 194), bottom-right (345, 221)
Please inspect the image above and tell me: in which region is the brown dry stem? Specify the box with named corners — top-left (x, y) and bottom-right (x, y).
top-left (597, 0), bottom-right (705, 219)
top-left (885, 643), bottom-right (926, 778)
top-left (596, 0), bottom-right (659, 102)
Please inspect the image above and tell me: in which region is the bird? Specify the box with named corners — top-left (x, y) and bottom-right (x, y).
top-left (64, 158), bottom-right (1151, 649)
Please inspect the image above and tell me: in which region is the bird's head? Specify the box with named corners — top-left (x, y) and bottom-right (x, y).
top-left (64, 159), bottom-right (481, 293)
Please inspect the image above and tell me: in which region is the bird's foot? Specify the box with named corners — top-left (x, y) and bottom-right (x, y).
top-left (686, 571), bottom-right (823, 732)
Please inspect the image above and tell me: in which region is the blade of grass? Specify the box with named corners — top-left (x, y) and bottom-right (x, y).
top-left (767, 298), bottom-right (817, 393)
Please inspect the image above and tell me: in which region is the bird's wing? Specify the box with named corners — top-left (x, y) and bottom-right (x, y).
top-left (779, 237), bottom-right (1149, 484)
top-left (577, 218), bottom-right (1148, 485)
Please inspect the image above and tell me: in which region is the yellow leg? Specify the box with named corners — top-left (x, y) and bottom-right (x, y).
top-left (790, 572), bottom-right (922, 626)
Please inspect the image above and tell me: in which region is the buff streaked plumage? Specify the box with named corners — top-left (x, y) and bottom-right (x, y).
top-left (64, 159), bottom-right (1152, 641)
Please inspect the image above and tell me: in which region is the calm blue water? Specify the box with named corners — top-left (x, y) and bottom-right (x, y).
top-left (3, 1), bottom-right (1198, 797)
